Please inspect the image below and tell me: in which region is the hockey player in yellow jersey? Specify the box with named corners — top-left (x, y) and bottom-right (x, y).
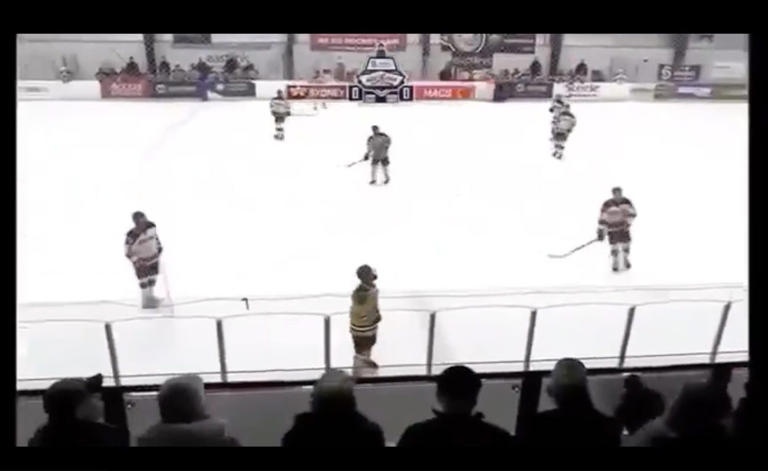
top-left (350, 264), bottom-right (382, 371)
top-left (270, 90), bottom-right (290, 140)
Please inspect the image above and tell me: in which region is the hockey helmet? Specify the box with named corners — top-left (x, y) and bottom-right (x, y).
top-left (356, 264), bottom-right (377, 282)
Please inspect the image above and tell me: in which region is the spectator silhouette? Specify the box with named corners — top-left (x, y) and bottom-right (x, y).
top-left (195, 58), bottom-right (212, 80)
top-left (333, 59), bottom-right (347, 82)
top-left (170, 64), bottom-right (186, 82)
top-left (124, 56), bottom-right (140, 76)
top-left (28, 374), bottom-right (127, 447)
top-left (397, 365), bottom-right (515, 447)
top-left (574, 59), bottom-right (588, 78)
top-left (529, 57), bottom-right (542, 78)
top-left (186, 64), bottom-right (201, 82)
top-left (703, 364), bottom-right (733, 421)
top-left (614, 374), bottom-right (665, 435)
top-left (627, 380), bottom-right (729, 446)
top-left (439, 63), bottom-right (453, 81)
top-left (732, 379), bottom-right (751, 444)
top-left (137, 375), bottom-right (239, 446)
top-left (158, 56), bottom-right (171, 77)
top-left (524, 358), bottom-right (621, 446)
top-left (223, 55), bottom-right (239, 75)
top-left (282, 369), bottom-right (385, 447)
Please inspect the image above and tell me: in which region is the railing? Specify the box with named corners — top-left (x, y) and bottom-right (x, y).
top-left (17, 290), bottom-right (748, 388)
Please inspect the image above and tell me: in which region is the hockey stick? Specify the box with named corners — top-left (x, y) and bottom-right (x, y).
top-left (548, 238), bottom-right (600, 259)
top-left (346, 158), bottom-right (365, 168)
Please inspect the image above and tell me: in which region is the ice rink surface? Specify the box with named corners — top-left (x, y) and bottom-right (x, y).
top-left (17, 99), bottom-right (748, 387)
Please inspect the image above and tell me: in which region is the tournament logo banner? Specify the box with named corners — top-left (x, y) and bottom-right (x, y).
top-left (348, 44), bottom-right (413, 103)
top-left (310, 34), bottom-right (407, 52)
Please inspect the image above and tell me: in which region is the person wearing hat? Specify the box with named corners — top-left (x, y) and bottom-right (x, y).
top-left (282, 369), bottom-right (385, 447)
top-left (397, 365), bottom-right (515, 447)
top-left (349, 265), bottom-right (382, 370)
top-left (28, 374), bottom-right (126, 447)
top-left (523, 358), bottom-right (621, 446)
top-left (597, 187), bottom-right (637, 272)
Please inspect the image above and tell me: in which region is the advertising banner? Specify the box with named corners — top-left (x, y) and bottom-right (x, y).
top-left (209, 81), bottom-right (255, 97)
top-left (654, 83), bottom-right (747, 100)
top-left (657, 64), bottom-right (701, 82)
top-left (152, 81), bottom-right (201, 98)
top-left (494, 81), bottom-right (552, 100)
top-left (310, 34), bottom-right (407, 52)
top-left (414, 84), bottom-right (474, 100)
top-left (553, 82), bottom-right (630, 100)
top-left (440, 34), bottom-right (536, 78)
top-left (440, 34), bottom-right (536, 54)
top-left (711, 62), bottom-right (747, 80)
top-left (286, 84), bottom-right (348, 100)
top-left (100, 75), bottom-right (152, 98)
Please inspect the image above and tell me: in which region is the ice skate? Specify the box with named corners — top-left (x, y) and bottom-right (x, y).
top-left (142, 296), bottom-right (161, 309)
top-left (369, 179), bottom-right (376, 185)
top-left (383, 177), bottom-right (390, 184)
top-left (625, 258), bottom-right (631, 270)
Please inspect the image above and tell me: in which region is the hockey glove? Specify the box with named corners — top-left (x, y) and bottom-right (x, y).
top-left (363, 152), bottom-right (370, 161)
top-left (597, 228), bottom-right (606, 241)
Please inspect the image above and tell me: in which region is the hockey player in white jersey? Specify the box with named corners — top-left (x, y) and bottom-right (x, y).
top-left (551, 103), bottom-right (576, 160)
top-left (364, 125), bottom-right (391, 185)
top-left (549, 94), bottom-right (567, 130)
top-left (270, 90), bottom-right (291, 140)
top-left (125, 211), bottom-right (164, 309)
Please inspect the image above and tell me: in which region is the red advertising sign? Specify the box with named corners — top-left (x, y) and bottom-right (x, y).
top-left (310, 34), bottom-right (407, 52)
top-left (286, 84), bottom-right (348, 100)
top-left (100, 75), bottom-right (151, 98)
top-left (414, 85), bottom-right (475, 100)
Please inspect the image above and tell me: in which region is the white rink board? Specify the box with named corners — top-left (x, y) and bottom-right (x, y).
top-left (17, 100), bottom-right (748, 387)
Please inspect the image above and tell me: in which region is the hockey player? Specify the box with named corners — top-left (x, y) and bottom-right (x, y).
top-left (270, 90), bottom-right (290, 140)
top-left (125, 211), bottom-right (164, 308)
top-left (364, 125), bottom-right (391, 185)
top-left (549, 94), bottom-right (567, 126)
top-left (597, 187), bottom-right (637, 272)
top-left (350, 264), bottom-right (382, 372)
top-left (552, 103), bottom-right (576, 160)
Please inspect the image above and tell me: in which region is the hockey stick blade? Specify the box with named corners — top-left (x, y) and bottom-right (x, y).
top-left (346, 159), bottom-right (364, 168)
top-left (548, 238), bottom-right (599, 259)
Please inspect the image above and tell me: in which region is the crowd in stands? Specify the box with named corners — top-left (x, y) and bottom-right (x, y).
top-left (26, 359), bottom-right (752, 447)
top-left (438, 56), bottom-right (631, 84)
top-left (94, 56), bottom-right (259, 84)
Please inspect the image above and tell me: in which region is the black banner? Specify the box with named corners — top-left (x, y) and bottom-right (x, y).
top-left (151, 80), bottom-right (255, 98)
top-left (152, 81), bottom-right (201, 98)
top-left (494, 81), bottom-right (552, 101)
top-left (209, 81), bottom-right (255, 97)
top-left (657, 64), bottom-right (701, 83)
top-left (173, 34), bottom-right (212, 45)
top-left (440, 34), bottom-right (536, 55)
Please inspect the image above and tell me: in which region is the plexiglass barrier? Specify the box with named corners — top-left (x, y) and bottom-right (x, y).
top-left (17, 291), bottom-right (748, 389)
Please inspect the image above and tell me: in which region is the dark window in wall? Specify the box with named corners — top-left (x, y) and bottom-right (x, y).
top-left (173, 34), bottom-right (212, 45)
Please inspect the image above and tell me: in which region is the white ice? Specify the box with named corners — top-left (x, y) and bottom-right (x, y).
top-left (16, 99), bottom-right (748, 388)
